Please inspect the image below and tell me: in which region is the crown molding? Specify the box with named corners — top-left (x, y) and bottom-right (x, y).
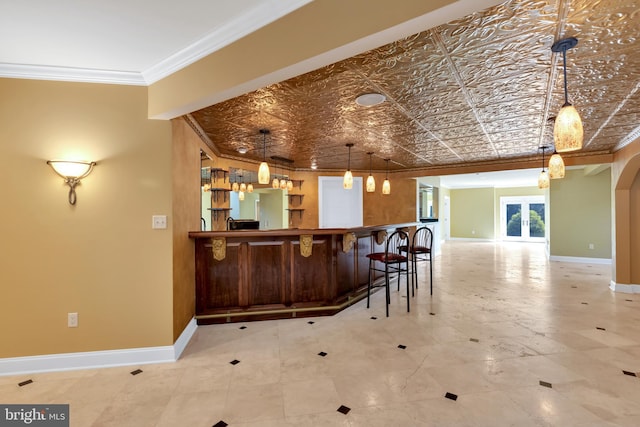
top-left (0, 63), bottom-right (146, 86)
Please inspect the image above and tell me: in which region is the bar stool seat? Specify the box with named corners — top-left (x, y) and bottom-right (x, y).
top-left (366, 229), bottom-right (410, 317)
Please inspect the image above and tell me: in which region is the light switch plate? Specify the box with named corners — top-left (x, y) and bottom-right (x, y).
top-left (152, 215), bottom-right (167, 229)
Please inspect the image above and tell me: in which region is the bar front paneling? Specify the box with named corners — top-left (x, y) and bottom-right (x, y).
top-left (189, 223), bottom-right (417, 324)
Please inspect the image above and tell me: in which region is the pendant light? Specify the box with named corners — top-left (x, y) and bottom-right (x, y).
top-left (286, 179), bottom-right (293, 191)
top-left (232, 180), bottom-right (239, 192)
top-left (538, 146), bottom-right (550, 189)
top-left (239, 175), bottom-right (246, 193)
top-left (551, 37), bottom-right (583, 152)
top-left (272, 160), bottom-right (280, 189)
top-left (549, 150), bottom-right (565, 179)
top-left (382, 159), bottom-right (391, 195)
top-left (343, 143), bottom-right (354, 190)
top-left (366, 152), bottom-right (375, 193)
top-left (279, 175), bottom-right (287, 190)
top-left (238, 190), bottom-right (245, 201)
top-left (258, 129), bottom-right (271, 184)
top-left (247, 183), bottom-right (254, 193)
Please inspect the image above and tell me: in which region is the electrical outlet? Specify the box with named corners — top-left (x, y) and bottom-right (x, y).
top-left (68, 312), bottom-right (78, 328)
top-left (152, 215), bottom-right (167, 229)
top-left (589, 243), bottom-right (594, 250)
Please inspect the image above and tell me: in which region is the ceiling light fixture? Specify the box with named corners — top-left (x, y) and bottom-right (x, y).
top-left (258, 129), bottom-right (271, 184)
top-left (237, 146), bottom-right (248, 154)
top-left (538, 146), bottom-right (550, 189)
top-left (344, 143), bottom-right (354, 190)
top-left (366, 152), bottom-right (375, 193)
top-left (551, 37), bottom-right (583, 152)
top-left (47, 160), bottom-right (96, 205)
top-left (382, 159), bottom-right (391, 195)
top-left (272, 160), bottom-right (280, 189)
top-left (546, 116), bottom-right (565, 179)
top-left (355, 93), bottom-right (386, 107)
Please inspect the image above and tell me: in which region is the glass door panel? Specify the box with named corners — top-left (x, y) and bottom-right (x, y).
top-left (501, 196), bottom-right (545, 242)
top-left (506, 203), bottom-right (522, 237)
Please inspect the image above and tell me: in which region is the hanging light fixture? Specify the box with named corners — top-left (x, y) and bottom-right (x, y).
top-left (549, 150), bottom-right (565, 179)
top-left (272, 160), bottom-right (280, 189)
top-left (366, 152), bottom-right (376, 193)
top-left (382, 159), bottom-right (391, 195)
top-left (538, 146), bottom-right (550, 189)
top-left (231, 180), bottom-right (239, 192)
top-left (238, 190), bottom-right (245, 201)
top-left (247, 183), bottom-right (254, 193)
top-left (551, 37), bottom-right (583, 152)
top-left (258, 129), bottom-right (271, 184)
top-left (343, 143), bottom-right (354, 190)
top-left (286, 178), bottom-right (293, 191)
top-left (280, 175), bottom-right (287, 190)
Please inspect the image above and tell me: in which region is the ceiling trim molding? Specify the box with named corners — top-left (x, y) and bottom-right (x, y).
top-left (0, 63), bottom-right (146, 86)
top-left (141, 0), bottom-right (313, 84)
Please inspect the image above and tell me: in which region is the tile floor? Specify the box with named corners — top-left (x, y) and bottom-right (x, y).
top-left (2, 241), bottom-right (640, 426)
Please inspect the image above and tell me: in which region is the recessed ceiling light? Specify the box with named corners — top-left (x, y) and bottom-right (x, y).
top-left (237, 146), bottom-right (248, 154)
top-left (356, 93), bottom-right (386, 107)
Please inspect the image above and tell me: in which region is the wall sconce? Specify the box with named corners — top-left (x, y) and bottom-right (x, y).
top-left (47, 160), bottom-right (96, 205)
top-left (343, 143), bottom-right (354, 190)
top-left (258, 129), bottom-right (271, 184)
top-left (551, 37), bottom-right (583, 152)
top-left (366, 152), bottom-right (376, 193)
top-left (382, 159), bottom-right (391, 195)
top-left (538, 146), bottom-right (550, 189)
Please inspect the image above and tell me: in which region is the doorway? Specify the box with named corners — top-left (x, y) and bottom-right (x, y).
top-left (500, 196), bottom-right (545, 242)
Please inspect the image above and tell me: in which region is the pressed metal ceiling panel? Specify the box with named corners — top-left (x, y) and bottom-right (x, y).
top-left (189, 0), bottom-right (640, 171)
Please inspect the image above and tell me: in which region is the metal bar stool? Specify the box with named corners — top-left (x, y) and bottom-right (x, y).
top-left (400, 226), bottom-right (434, 295)
top-left (366, 229), bottom-right (410, 316)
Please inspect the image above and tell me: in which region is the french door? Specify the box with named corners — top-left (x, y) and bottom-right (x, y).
top-left (500, 196), bottom-right (545, 241)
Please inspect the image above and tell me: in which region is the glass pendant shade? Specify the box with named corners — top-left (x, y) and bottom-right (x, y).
top-left (238, 190), bottom-right (245, 201)
top-left (549, 153), bottom-right (565, 179)
top-left (232, 182), bottom-right (239, 192)
top-left (343, 143), bottom-right (354, 190)
top-left (239, 182), bottom-right (247, 192)
top-left (554, 104), bottom-right (583, 152)
top-left (280, 178), bottom-right (287, 190)
top-left (382, 179), bottom-right (391, 195)
top-left (286, 180), bottom-right (293, 191)
top-left (343, 170), bottom-right (353, 189)
top-left (258, 162), bottom-right (270, 184)
top-left (247, 183), bottom-right (254, 193)
top-left (366, 175), bottom-right (376, 192)
top-left (272, 177), bottom-right (280, 189)
top-left (203, 183), bottom-right (211, 192)
top-left (538, 170), bottom-right (550, 189)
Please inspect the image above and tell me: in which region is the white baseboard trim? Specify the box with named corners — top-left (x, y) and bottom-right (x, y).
top-left (448, 237), bottom-right (495, 242)
top-left (609, 281), bottom-right (640, 293)
top-left (0, 317), bottom-right (197, 377)
top-left (549, 255), bottom-right (612, 265)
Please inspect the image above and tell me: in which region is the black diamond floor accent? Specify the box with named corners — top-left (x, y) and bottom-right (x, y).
top-left (444, 392), bottom-right (458, 401)
top-left (539, 380), bottom-right (552, 388)
top-left (370, 316), bottom-right (377, 320)
top-left (398, 344), bottom-right (407, 349)
top-left (622, 370), bottom-right (637, 377)
top-left (308, 321), bottom-right (315, 324)
top-left (318, 351), bottom-right (327, 357)
top-left (130, 369), bottom-right (143, 376)
top-left (596, 327), bottom-right (606, 331)
top-left (571, 285), bottom-right (577, 288)
top-left (18, 379), bottom-right (33, 387)
top-left (230, 359), bottom-right (240, 365)
top-left (581, 302), bottom-right (588, 305)
top-left (429, 312), bottom-right (436, 315)
top-left (337, 405), bottom-right (351, 414)
top-left (626, 299), bottom-right (633, 302)
top-left (213, 421), bottom-right (228, 427)
top-left (239, 326), bottom-right (247, 329)
top-left (470, 338), bottom-right (479, 343)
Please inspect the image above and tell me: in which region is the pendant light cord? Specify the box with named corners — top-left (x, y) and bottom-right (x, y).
top-left (562, 48), bottom-right (569, 107)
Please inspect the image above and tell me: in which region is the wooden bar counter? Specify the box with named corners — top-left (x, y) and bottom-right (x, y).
top-left (189, 223), bottom-right (417, 324)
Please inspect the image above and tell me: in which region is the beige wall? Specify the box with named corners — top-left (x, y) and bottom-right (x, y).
top-left (0, 79), bottom-right (173, 357)
top-left (450, 188), bottom-right (495, 238)
top-left (549, 168), bottom-right (612, 259)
